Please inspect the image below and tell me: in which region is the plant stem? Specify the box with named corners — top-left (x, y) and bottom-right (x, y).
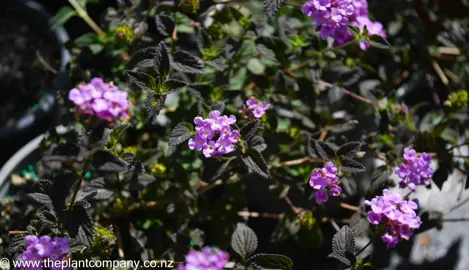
top-left (271, 156), bottom-right (324, 168)
top-left (339, 202), bottom-right (360, 212)
top-left (284, 196), bottom-right (302, 214)
top-left (9, 231), bottom-right (27, 235)
top-left (447, 141), bottom-right (469, 151)
top-left (334, 39), bottom-right (357, 49)
top-left (355, 238), bottom-right (373, 257)
top-left (318, 80), bottom-right (378, 108)
top-left (285, 2), bottom-right (303, 8)
top-left (68, 158), bottom-right (92, 209)
top-left (68, 0), bottom-right (105, 36)
top-left (443, 218), bottom-right (469, 222)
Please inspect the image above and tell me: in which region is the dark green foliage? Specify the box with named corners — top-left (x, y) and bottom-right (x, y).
top-left (240, 148), bottom-right (270, 178)
top-left (92, 150), bottom-right (128, 173)
top-left (247, 253), bottom-right (294, 270)
top-left (240, 119), bottom-right (261, 140)
top-left (314, 140), bottom-right (337, 161)
top-left (169, 122), bottom-right (195, 146)
top-left (328, 226), bottom-right (356, 268)
top-left (171, 50), bottom-right (205, 74)
top-left (155, 14), bottom-right (175, 37)
top-left (231, 223), bottom-right (258, 261)
top-left (264, 0), bottom-right (284, 17)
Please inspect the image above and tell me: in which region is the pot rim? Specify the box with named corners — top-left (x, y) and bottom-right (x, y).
top-left (0, 125), bottom-right (69, 198)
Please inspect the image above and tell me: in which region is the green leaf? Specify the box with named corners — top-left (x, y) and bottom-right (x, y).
top-left (169, 122), bottom-right (194, 146)
top-left (247, 58), bottom-right (266, 75)
top-left (349, 211), bottom-right (369, 236)
top-left (145, 93), bottom-right (166, 120)
top-left (238, 40), bottom-right (257, 58)
top-left (62, 200), bottom-right (95, 247)
top-left (209, 157), bottom-right (236, 182)
top-left (247, 253), bottom-right (293, 270)
top-left (126, 70), bottom-right (157, 92)
top-left (155, 41), bottom-right (171, 79)
top-left (231, 223), bottom-right (258, 261)
top-left (337, 142), bottom-right (361, 157)
top-left (50, 6), bottom-right (77, 29)
top-left (369, 35), bottom-right (392, 50)
top-left (240, 119), bottom-right (261, 140)
top-left (274, 70), bottom-right (286, 92)
top-left (93, 150), bottom-right (128, 173)
top-left (241, 148), bottom-right (270, 178)
top-left (328, 84), bottom-right (344, 103)
top-left (340, 156), bottom-right (366, 173)
top-left (89, 43), bottom-right (104, 55)
top-left (171, 50), bottom-right (205, 74)
top-left (74, 33), bottom-right (97, 47)
top-left (196, 28), bottom-right (212, 51)
top-left (249, 135), bottom-right (267, 152)
top-left (107, 124), bottom-right (130, 148)
top-left (160, 79), bottom-right (187, 94)
top-left (314, 140), bottom-right (336, 160)
top-left (328, 226), bottom-right (356, 267)
top-left (230, 68), bottom-right (247, 90)
top-left (155, 14), bottom-right (175, 36)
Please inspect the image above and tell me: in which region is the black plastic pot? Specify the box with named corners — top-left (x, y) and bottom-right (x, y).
top-left (0, 0), bottom-right (70, 164)
top-left (0, 126), bottom-right (68, 198)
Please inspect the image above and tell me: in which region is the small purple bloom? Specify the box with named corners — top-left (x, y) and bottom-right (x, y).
top-left (367, 211), bottom-right (382, 224)
top-left (246, 97), bottom-right (259, 109)
top-left (302, 0), bottom-right (353, 41)
top-left (365, 189), bottom-right (422, 248)
top-left (19, 235), bottom-right (71, 270)
top-left (68, 78), bottom-right (131, 122)
top-left (203, 142), bottom-right (218, 158)
top-left (245, 97), bottom-right (269, 118)
top-left (302, 0), bottom-right (386, 51)
top-left (382, 233), bottom-right (399, 248)
top-left (315, 189), bottom-right (329, 204)
top-left (395, 148), bottom-right (434, 191)
top-left (178, 246), bottom-right (229, 270)
top-left (352, 16), bottom-right (386, 50)
top-left (309, 162), bottom-right (341, 204)
top-left (188, 134), bottom-right (205, 151)
top-left (189, 111), bottom-right (241, 158)
top-left (330, 186), bottom-right (342, 196)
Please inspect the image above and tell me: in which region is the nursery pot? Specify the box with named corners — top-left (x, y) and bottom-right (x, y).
top-left (0, 0), bottom-right (70, 164)
top-left (0, 126), bottom-right (68, 198)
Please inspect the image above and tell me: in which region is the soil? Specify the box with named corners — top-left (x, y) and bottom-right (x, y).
top-left (0, 12), bottom-right (60, 126)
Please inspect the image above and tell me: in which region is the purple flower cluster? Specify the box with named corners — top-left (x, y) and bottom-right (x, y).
top-left (301, 0), bottom-right (354, 41)
top-left (17, 235), bottom-right (70, 269)
top-left (395, 148), bottom-right (434, 191)
top-left (309, 162), bottom-right (342, 204)
top-left (68, 77), bottom-right (131, 122)
top-left (351, 16), bottom-right (387, 50)
top-left (365, 189), bottom-right (422, 248)
top-left (188, 111), bottom-right (240, 158)
top-left (301, 0), bottom-right (386, 50)
top-left (245, 97), bottom-right (270, 118)
top-left (177, 246), bottom-right (229, 270)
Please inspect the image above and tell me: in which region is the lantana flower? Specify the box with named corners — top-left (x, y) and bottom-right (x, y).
top-left (243, 97), bottom-right (270, 119)
top-left (188, 111), bottom-right (240, 158)
top-left (365, 189), bottom-right (422, 248)
top-left (302, 0), bottom-right (386, 50)
top-left (309, 162), bottom-right (342, 204)
top-left (68, 77), bottom-right (131, 123)
top-left (177, 246), bottom-right (229, 270)
top-left (395, 148), bottom-right (434, 191)
top-left (17, 235), bottom-right (71, 270)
